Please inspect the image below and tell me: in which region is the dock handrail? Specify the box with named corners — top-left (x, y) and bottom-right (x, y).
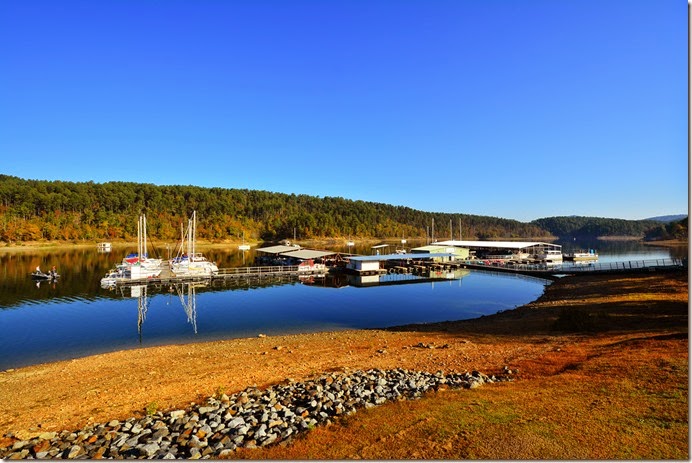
top-left (216, 265), bottom-right (302, 275)
top-left (464, 258), bottom-right (686, 275)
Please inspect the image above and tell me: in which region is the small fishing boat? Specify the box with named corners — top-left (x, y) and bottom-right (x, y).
top-left (31, 270), bottom-right (59, 280)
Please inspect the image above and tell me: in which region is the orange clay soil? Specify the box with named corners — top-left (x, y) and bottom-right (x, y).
top-left (0, 271), bottom-right (688, 459)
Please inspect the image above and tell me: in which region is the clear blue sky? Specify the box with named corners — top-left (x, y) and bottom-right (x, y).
top-left (0, 0), bottom-right (687, 222)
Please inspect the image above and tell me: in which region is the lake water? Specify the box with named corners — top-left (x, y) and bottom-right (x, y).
top-left (0, 240), bottom-right (683, 370)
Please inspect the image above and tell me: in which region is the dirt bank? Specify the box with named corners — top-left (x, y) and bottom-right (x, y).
top-left (0, 270), bottom-right (687, 458)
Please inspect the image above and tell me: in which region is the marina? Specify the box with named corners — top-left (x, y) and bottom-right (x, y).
top-left (1, 240), bottom-right (686, 370)
top-left (99, 238), bottom-right (685, 288)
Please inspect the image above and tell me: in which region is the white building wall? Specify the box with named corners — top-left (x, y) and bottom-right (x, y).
top-left (347, 260), bottom-right (381, 272)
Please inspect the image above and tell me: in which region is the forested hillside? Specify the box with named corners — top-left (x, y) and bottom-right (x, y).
top-left (0, 176), bottom-right (676, 244)
top-left (531, 216), bottom-right (664, 239)
top-left (643, 217), bottom-right (689, 242)
top-left (0, 176), bottom-right (549, 243)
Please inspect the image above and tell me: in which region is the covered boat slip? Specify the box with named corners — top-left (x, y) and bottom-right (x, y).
top-left (346, 253), bottom-right (455, 274)
top-left (255, 245), bottom-right (338, 266)
top-left (432, 240), bottom-right (562, 261)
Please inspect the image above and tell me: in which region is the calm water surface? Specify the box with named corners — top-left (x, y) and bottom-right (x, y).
top-left (0, 240), bottom-right (683, 370)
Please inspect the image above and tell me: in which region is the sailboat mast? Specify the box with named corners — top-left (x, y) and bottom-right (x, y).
top-left (143, 214), bottom-right (147, 259)
top-left (137, 215), bottom-right (142, 260)
top-left (187, 216), bottom-right (192, 258)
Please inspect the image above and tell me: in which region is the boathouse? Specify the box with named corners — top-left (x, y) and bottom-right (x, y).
top-left (346, 252), bottom-right (455, 274)
top-left (255, 245), bottom-right (338, 266)
top-left (410, 244), bottom-right (469, 262)
top-left (432, 240), bottom-right (562, 262)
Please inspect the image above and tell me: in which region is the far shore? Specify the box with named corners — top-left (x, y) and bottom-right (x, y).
top-left (1, 236), bottom-right (686, 254)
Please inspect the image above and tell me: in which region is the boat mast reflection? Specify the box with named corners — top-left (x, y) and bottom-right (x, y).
top-left (172, 282), bottom-right (201, 334)
top-left (124, 282), bottom-right (204, 341)
top-left (127, 285), bottom-right (149, 343)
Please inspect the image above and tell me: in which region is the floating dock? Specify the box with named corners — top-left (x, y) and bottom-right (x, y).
top-left (110, 265), bottom-right (328, 287)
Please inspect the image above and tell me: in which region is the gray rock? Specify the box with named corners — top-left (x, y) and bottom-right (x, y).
top-left (140, 442), bottom-right (160, 457)
top-left (228, 417), bottom-right (246, 429)
top-left (153, 427), bottom-right (170, 440)
top-left (170, 410), bottom-right (186, 420)
top-left (11, 441), bottom-right (28, 451)
top-left (65, 444), bottom-right (83, 458)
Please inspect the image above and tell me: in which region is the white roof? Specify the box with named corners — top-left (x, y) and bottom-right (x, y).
top-left (349, 253), bottom-right (454, 262)
top-left (281, 249), bottom-right (335, 260)
top-left (256, 245), bottom-right (302, 254)
top-left (411, 245), bottom-right (460, 252)
top-left (433, 240), bottom-right (560, 250)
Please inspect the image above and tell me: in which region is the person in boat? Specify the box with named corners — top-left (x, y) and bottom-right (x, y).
top-left (36, 265), bottom-right (41, 273)
top-left (50, 266), bottom-right (57, 278)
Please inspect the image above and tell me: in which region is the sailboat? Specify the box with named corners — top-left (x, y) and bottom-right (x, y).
top-left (101, 214), bottom-right (163, 286)
top-left (238, 231), bottom-right (251, 251)
top-left (123, 214), bottom-right (164, 278)
top-left (170, 211), bottom-right (219, 276)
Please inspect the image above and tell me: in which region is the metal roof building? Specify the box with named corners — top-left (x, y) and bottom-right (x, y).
top-left (347, 253), bottom-right (454, 262)
top-left (432, 240), bottom-right (561, 251)
top-left (255, 245), bottom-right (303, 255)
top-left (281, 249), bottom-right (335, 260)
top-left (255, 245), bottom-right (337, 262)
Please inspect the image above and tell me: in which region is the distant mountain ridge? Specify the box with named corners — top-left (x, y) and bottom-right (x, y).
top-left (644, 214), bottom-right (688, 223)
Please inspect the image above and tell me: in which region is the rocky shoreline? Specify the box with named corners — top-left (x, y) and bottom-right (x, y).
top-left (0, 368), bottom-right (508, 460)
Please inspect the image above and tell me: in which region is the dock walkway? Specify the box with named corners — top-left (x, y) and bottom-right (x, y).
top-left (111, 258), bottom-right (687, 287)
top-left (422, 258), bottom-right (687, 280)
top-left (113, 265), bottom-right (327, 286)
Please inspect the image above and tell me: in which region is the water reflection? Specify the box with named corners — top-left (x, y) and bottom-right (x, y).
top-left (172, 283), bottom-right (200, 335)
top-left (0, 240), bottom-right (682, 310)
top-left (345, 268), bottom-right (472, 287)
top-left (123, 283), bottom-right (203, 341)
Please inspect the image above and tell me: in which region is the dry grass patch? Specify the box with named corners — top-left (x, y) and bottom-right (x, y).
top-left (234, 332), bottom-right (687, 460)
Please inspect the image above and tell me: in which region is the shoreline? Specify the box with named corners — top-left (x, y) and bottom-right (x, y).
top-left (1, 237), bottom-right (687, 254)
top-left (0, 269), bottom-right (687, 459)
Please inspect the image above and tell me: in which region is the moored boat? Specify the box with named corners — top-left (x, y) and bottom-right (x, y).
top-left (533, 248), bottom-right (563, 264)
top-left (121, 215), bottom-right (164, 278)
top-left (238, 232), bottom-right (251, 250)
top-left (102, 215), bottom-right (164, 286)
top-left (170, 211), bottom-right (219, 276)
top-left (564, 250), bottom-right (598, 261)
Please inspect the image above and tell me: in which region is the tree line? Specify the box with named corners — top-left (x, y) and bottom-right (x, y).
top-left (0, 175), bottom-right (680, 243)
top-left (531, 216), bottom-right (668, 239)
top-left (643, 217), bottom-right (688, 242)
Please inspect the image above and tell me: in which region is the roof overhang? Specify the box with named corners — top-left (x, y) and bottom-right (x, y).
top-left (256, 245), bottom-right (302, 254)
top-left (281, 249), bottom-right (335, 260)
